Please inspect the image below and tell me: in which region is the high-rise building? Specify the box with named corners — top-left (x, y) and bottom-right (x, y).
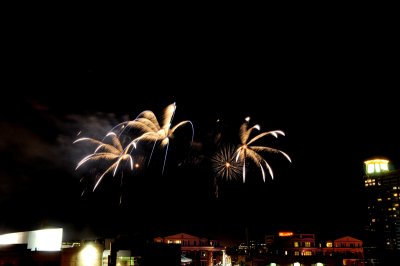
top-left (363, 158), bottom-right (400, 264)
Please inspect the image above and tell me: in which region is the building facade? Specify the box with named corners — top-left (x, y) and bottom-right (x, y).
top-left (363, 158), bottom-right (400, 264)
top-left (322, 236), bottom-right (364, 264)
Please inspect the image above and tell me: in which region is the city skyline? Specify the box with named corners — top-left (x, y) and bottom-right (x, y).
top-left (1, 91), bottom-right (398, 243)
top-left (1, 10), bottom-right (398, 243)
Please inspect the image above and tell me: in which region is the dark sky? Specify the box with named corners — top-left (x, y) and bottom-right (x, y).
top-left (1, 9), bottom-right (398, 244)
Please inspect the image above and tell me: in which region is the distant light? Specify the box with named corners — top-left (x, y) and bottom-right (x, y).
top-left (294, 262), bottom-right (301, 266)
top-left (80, 244), bottom-right (100, 266)
top-left (316, 263), bottom-right (324, 266)
top-left (245, 117), bottom-right (250, 122)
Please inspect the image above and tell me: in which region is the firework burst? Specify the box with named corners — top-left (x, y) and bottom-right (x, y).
top-left (117, 102), bottom-right (194, 174)
top-left (235, 117), bottom-right (291, 183)
top-left (212, 144), bottom-right (242, 181)
top-left (74, 132), bottom-right (135, 191)
top-left (211, 144), bottom-right (242, 198)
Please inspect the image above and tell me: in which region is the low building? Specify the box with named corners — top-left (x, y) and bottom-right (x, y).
top-left (154, 232), bottom-right (229, 266)
top-left (322, 236), bottom-right (364, 264)
top-left (262, 231), bottom-right (365, 266)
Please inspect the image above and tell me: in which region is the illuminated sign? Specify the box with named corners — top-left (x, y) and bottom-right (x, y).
top-left (28, 228), bottom-right (63, 251)
top-left (278, 232), bottom-right (293, 237)
top-left (0, 232), bottom-right (28, 245)
top-left (0, 228), bottom-right (63, 251)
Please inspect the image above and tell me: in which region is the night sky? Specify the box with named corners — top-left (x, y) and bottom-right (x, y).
top-left (1, 9), bottom-right (398, 244)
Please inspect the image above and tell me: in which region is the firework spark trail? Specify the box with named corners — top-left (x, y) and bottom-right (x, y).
top-left (120, 102), bottom-right (194, 174)
top-left (235, 117), bottom-right (291, 183)
top-left (74, 132), bottom-right (135, 191)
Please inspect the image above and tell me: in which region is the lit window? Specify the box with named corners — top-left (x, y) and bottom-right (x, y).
top-left (304, 251), bottom-right (312, 256)
top-left (377, 198), bottom-right (382, 202)
top-left (375, 163), bottom-right (381, 172)
top-left (294, 242), bottom-right (299, 247)
top-left (326, 242), bottom-right (332, 248)
top-left (381, 163), bottom-right (388, 171)
top-left (305, 242), bottom-right (311, 247)
top-left (367, 164), bottom-right (374, 173)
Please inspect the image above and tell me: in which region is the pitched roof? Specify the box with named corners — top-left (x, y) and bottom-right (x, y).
top-left (335, 236), bottom-right (362, 242)
top-left (164, 233), bottom-right (200, 240)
